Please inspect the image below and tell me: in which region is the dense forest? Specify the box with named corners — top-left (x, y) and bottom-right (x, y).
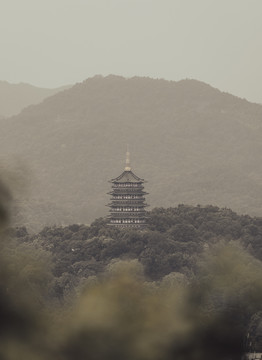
top-left (2, 204), bottom-right (262, 359)
top-left (11, 204), bottom-right (262, 286)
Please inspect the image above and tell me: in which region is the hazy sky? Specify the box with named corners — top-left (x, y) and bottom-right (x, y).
top-left (1, 0), bottom-right (262, 103)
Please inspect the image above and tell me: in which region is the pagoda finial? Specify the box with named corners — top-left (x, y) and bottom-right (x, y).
top-left (125, 144), bottom-right (131, 171)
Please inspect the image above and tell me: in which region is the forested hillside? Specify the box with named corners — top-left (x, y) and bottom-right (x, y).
top-left (1, 75), bottom-right (262, 231)
top-left (9, 205), bottom-right (262, 299)
top-left (3, 204), bottom-right (262, 358)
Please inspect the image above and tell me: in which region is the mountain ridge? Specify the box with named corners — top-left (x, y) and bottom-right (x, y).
top-left (1, 75), bottom-right (262, 231)
top-left (0, 80), bottom-right (72, 117)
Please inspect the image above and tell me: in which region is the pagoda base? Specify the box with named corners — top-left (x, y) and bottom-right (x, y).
top-left (107, 223), bottom-right (147, 229)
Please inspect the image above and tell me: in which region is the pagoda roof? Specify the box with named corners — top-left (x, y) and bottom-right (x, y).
top-left (110, 170), bottom-right (145, 183)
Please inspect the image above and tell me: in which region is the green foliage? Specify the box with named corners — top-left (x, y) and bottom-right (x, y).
top-left (10, 204), bottom-right (262, 301)
top-left (3, 197), bottom-right (262, 357)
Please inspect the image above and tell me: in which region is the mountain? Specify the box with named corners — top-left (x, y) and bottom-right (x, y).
top-left (0, 81), bottom-right (71, 117)
top-left (1, 75), bottom-right (262, 231)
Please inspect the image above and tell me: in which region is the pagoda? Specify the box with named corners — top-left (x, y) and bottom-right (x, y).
top-left (107, 150), bottom-right (149, 228)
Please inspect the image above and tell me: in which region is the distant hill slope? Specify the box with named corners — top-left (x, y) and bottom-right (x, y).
top-left (1, 75), bottom-right (262, 231)
top-left (0, 81), bottom-right (71, 117)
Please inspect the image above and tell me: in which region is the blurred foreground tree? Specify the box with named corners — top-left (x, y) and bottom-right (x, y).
top-left (1, 177), bottom-right (262, 359)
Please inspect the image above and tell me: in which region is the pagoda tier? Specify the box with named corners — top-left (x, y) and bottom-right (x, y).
top-left (108, 189), bottom-right (148, 196)
top-left (108, 202), bottom-right (148, 207)
top-left (107, 154), bottom-right (149, 228)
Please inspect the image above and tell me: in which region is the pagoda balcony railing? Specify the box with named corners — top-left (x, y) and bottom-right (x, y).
top-left (110, 196), bottom-right (146, 201)
top-left (108, 223), bottom-right (147, 227)
top-left (112, 184), bottom-right (144, 189)
top-left (110, 200), bottom-right (146, 205)
top-left (109, 219), bottom-right (147, 225)
top-left (109, 207), bottom-right (148, 211)
top-left (108, 203), bottom-right (149, 209)
top-left (108, 210), bottom-right (148, 219)
top-left (108, 189), bottom-right (147, 194)
top-left (108, 224), bottom-right (147, 228)
top-left (108, 219), bottom-right (147, 223)
top-left (108, 211), bottom-right (147, 216)
top-left (109, 217), bottom-right (148, 221)
top-left (109, 208), bottom-right (147, 213)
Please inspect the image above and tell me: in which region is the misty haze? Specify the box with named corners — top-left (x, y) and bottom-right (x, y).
top-left (1, 75), bottom-right (262, 231)
top-left (1, 1), bottom-right (262, 359)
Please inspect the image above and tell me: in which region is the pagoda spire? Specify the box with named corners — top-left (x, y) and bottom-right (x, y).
top-left (125, 144), bottom-right (131, 171)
